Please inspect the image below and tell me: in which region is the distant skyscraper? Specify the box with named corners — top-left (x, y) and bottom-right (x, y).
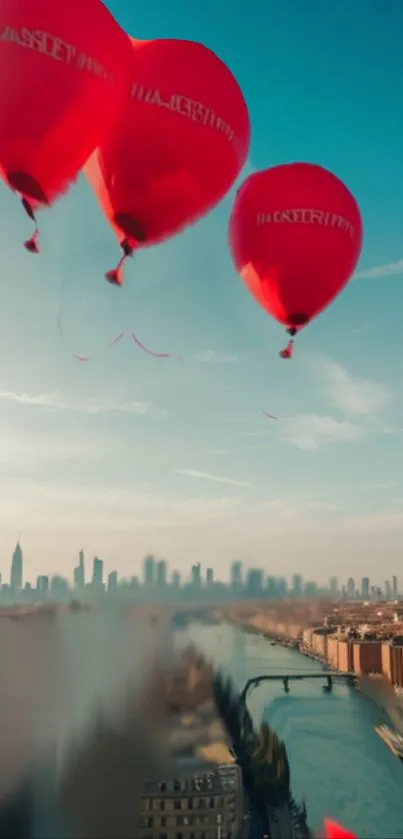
top-left (206, 568), bottom-right (214, 586)
top-left (361, 577), bottom-right (370, 600)
top-left (246, 569), bottom-right (263, 597)
top-left (191, 563), bottom-right (201, 587)
top-left (347, 577), bottom-right (355, 599)
top-left (37, 575), bottom-right (49, 596)
top-left (10, 542), bottom-right (23, 592)
top-left (292, 574), bottom-right (303, 596)
top-left (171, 571), bottom-right (181, 587)
top-left (329, 577), bottom-right (338, 596)
top-left (144, 555), bottom-right (155, 586)
top-left (92, 557), bottom-right (104, 588)
top-left (78, 549), bottom-right (85, 587)
top-left (50, 576), bottom-right (69, 597)
top-left (107, 571), bottom-right (118, 594)
top-left (230, 561), bottom-right (242, 589)
top-left (392, 576), bottom-right (398, 597)
top-left (385, 580), bottom-right (392, 600)
top-left (156, 560), bottom-right (167, 587)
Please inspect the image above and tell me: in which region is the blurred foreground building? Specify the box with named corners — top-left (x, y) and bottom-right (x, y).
top-left (140, 764), bottom-right (243, 839)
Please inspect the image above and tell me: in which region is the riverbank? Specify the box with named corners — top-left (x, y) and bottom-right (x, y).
top-left (228, 615), bottom-right (403, 728)
top-left (227, 616), bottom-right (300, 650)
top-left (183, 620), bottom-right (403, 838)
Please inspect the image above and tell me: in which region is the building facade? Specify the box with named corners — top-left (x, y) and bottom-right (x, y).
top-left (140, 764), bottom-right (243, 839)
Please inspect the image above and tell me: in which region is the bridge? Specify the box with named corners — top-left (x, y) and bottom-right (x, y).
top-left (240, 671), bottom-right (357, 703)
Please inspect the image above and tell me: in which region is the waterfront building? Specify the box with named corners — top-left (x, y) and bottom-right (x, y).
top-left (382, 636), bottom-right (403, 687)
top-left (352, 640), bottom-right (382, 675)
top-left (140, 764), bottom-right (243, 839)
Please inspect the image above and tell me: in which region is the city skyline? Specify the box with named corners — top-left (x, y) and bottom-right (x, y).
top-left (1, 1), bottom-right (403, 578)
top-left (0, 543), bottom-right (399, 604)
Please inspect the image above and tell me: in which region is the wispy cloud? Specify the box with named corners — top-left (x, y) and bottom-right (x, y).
top-left (0, 429), bottom-right (110, 468)
top-left (174, 469), bottom-right (256, 489)
top-left (280, 414), bottom-right (363, 451)
top-left (355, 259), bottom-right (403, 280)
top-left (316, 359), bottom-right (390, 416)
top-left (190, 350), bottom-right (238, 364)
top-left (0, 390), bottom-right (158, 416)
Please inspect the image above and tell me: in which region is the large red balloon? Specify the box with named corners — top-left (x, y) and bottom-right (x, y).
top-left (85, 37), bottom-right (250, 285)
top-left (0, 0), bottom-right (132, 250)
top-left (229, 163), bottom-right (363, 356)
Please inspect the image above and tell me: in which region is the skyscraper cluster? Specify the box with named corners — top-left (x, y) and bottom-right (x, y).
top-left (0, 542), bottom-right (399, 606)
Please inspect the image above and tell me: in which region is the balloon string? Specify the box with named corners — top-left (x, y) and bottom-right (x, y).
top-left (20, 197), bottom-right (39, 253)
top-left (131, 332), bottom-right (182, 360)
top-left (279, 339), bottom-right (294, 360)
top-left (105, 253), bottom-right (128, 287)
top-left (57, 307), bottom-right (125, 362)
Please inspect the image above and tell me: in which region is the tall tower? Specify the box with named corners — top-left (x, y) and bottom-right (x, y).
top-left (143, 555), bottom-right (155, 586)
top-left (78, 549), bottom-right (85, 588)
top-left (10, 541), bottom-right (23, 591)
top-left (92, 557), bottom-right (104, 588)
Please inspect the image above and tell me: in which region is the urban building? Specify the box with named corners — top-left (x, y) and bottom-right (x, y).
top-left (382, 636), bottom-right (403, 687)
top-left (292, 575), bottom-right (303, 596)
top-left (246, 568), bottom-right (263, 597)
top-left (346, 578), bottom-right (355, 599)
top-left (37, 575), bottom-right (49, 596)
top-left (191, 563), bottom-right (202, 588)
top-left (107, 571), bottom-right (118, 594)
top-left (10, 542), bottom-right (23, 592)
top-left (144, 555), bottom-right (155, 586)
top-left (92, 557), bottom-right (104, 589)
top-left (140, 764), bottom-right (243, 839)
top-left (230, 561), bottom-right (242, 590)
top-left (157, 560), bottom-right (167, 587)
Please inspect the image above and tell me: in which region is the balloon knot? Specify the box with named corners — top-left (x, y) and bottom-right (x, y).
top-left (105, 241), bottom-right (133, 287)
top-left (279, 339), bottom-right (294, 359)
top-left (24, 228), bottom-right (39, 254)
top-left (105, 267), bottom-right (123, 287)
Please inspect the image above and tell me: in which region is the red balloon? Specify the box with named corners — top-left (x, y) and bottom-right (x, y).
top-left (85, 37), bottom-right (250, 285)
top-left (229, 163), bottom-right (363, 355)
top-left (0, 0), bottom-right (132, 251)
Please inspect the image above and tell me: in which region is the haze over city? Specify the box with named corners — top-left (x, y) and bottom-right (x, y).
top-left (1, 0), bottom-right (403, 581)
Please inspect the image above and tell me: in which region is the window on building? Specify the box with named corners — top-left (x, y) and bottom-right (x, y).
top-left (147, 817), bottom-right (153, 828)
top-left (160, 834), bottom-right (167, 839)
top-left (198, 799), bottom-right (206, 809)
top-left (160, 817), bottom-right (166, 827)
top-left (159, 801), bottom-right (165, 811)
top-left (174, 800), bottom-right (181, 810)
top-left (176, 833), bottom-right (183, 839)
top-left (209, 797), bottom-right (215, 808)
top-left (187, 798), bottom-right (193, 809)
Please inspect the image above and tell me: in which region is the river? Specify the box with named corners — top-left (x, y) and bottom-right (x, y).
top-left (178, 621), bottom-right (403, 839)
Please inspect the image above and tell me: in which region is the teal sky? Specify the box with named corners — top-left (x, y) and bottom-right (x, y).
top-left (1, 0), bottom-right (403, 584)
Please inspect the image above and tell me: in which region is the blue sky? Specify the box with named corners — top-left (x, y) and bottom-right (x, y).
top-left (1, 0), bottom-right (403, 584)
